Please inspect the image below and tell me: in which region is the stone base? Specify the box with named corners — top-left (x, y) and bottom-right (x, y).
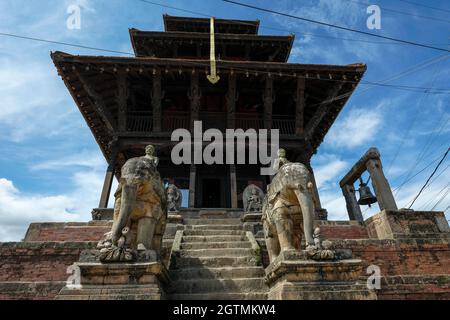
top-left (265, 250), bottom-right (376, 300)
top-left (55, 261), bottom-right (169, 300)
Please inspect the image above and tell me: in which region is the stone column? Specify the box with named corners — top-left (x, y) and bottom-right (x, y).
top-left (152, 70), bottom-right (162, 132)
top-left (263, 76), bottom-right (274, 130)
top-left (226, 73), bottom-right (237, 129)
top-left (366, 159), bottom-right (398, 211)
top-left (189, 71), bottom-right (201, 130)
top-left (342, 184), bottom-right (363, 221)
top-left (230, 164), bottom-right (238, 208)
top-left (294, 77), bottom-right (305, 135)
top-left (188, 164), bottom-right (196, 208)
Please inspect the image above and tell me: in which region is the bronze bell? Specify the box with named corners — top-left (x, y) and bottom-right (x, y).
top-left (357, 178), bottom-right (377, 207)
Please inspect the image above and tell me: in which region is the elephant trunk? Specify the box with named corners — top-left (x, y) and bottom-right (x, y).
top-left (111, 182), bottom-right (137, 245)
top-left (294, 186), bottom-right (315, 247)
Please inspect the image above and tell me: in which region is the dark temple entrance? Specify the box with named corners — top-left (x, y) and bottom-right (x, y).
top-left (202, 179), bottom-right (221, 207)
top-left (196, 165), bottom-right (230, 208)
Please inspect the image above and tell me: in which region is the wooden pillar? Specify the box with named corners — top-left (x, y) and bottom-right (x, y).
top-left (310, 171), bottom-right (323, 210)
top-left (366, 159), bottom-right (398, 211)
top-left (342, 184), bottom-right (363, 221)
top-left (226, 73), bottom-right (237, 128)
top-left (188, 164), bottom-right (196, 208)
top-left (116, 72), bottom-right (128, 132)
top-left (189, 71), bottom-right (200, 130)
top-left (294, 77), bottom-right (305, 135)
top-left (99, 144), bottom-right (118, 208)
top-left (230, 164), bottom-right (238, 208)
top-left (263, 76), bottom-right (273, 130)
top-left (152, 70), bottom-right (162, 132)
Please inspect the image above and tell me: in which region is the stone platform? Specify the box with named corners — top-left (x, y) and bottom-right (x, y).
top-left (265, 250), bottom-right (377, 300)
top-left (56, 260), bottom-right (169, 300)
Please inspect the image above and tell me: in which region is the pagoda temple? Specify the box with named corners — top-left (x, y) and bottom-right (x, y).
top-left (0, 15), bottom-right (449, 301)
top-left (51, 14), bottom-right (366, 213)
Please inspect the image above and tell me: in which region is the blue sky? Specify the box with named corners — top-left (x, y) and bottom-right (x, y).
top-left (0, 0), bottom-right (449, 241)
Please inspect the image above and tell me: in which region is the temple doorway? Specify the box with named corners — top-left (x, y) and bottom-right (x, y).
top-left (196, 165), bottom-right (230, 208)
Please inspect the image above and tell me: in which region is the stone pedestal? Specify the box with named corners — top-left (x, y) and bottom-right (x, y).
top-left (56, 257), bottom-right (169, 300)
top-left (265, 250), bottom-right (376, 300)
top-left (365, 210), bottom-right (450, 240)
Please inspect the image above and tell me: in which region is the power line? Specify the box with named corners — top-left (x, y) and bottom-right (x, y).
top-left (135, 0), bottom-right (449, 47)
top-left (430, 186), bottom-right (450, 211)
top-left (407, 148), bottom-right (450, 209)
top-left (420, 180), bottom-right (450, 210)
top-left (396, 0), bottom-right (450, 14)
top-left (222, 0), bottom-right (450, 53)
top-left (393, 154), bottom-right (443, 193)
top-left (0, 32), bottom-right (134, 56)
top-left (2, 31), bottom-right (450, 96)
top-left (343, 0), bottom-right (450, 24)
top-left (385, 58), bottom-right (445, 176)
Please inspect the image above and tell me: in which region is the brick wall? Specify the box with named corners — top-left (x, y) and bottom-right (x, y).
top-left (24, 222), bottom-right (111, 242)
top-left (333, 238), bottom-right (450, 276)
top-left (317, 221), bottom-right (369, 239)
top-left (0, 242), bottom-right (95, 282)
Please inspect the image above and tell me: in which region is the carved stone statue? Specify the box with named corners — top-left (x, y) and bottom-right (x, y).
top-left (272, 148), bottom-right (290, 173)
top-left (243, 184), bottom-right (264, 212)
top-left (97, 145), bottom-right (167, 262)
top-left (262, 151), bottom-right (316, 263)
top-left (167, 184), bottom-right (182, 212)
top-left (305, 227), bottom-right (336, 261)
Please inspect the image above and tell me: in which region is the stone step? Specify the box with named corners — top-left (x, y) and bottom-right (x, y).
top-left (179, 248), bottom-right (254, 257)
top-left (168, 292), bottom-right (268, 300)
top-left (173, 256), bottom-right (260, 268)
top-left (184, 218), bottom-right (242, 225)
top-left (170, 278), bottom-right (267, 294)
top-left (56, 285), bottom-right (163, 300)
top-left (183, 229), bottom-right (245, 236)
top-left (185, 224), bottom-right (243, 231)
top-left (181, 241), bottom-right (252, 249)
top-left (182, 235), bottom-right (247, 242)
top-left (170, 266), bottom-right (265, 280)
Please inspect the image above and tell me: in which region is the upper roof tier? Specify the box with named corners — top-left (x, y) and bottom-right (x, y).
top-left (129, 29), bottom-right (294, 62)
top-left (163, 15), bottom-right (260, 34)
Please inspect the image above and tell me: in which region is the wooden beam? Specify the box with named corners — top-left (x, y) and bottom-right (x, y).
top-left (75, 70), bottom-right (116, 133)
top-left (305, 83), bottom-right (343, 140)
top-left (152, 70), bottom-right (162, 132)
top-left (263, 76), bottom-right (274, 130)
top-left (294, 77), bottom-right (305, 135)
top-left (226, 73), bottom-right (237, 128)
top-left (188, 71), bottom-right (201, 130)
top-left (98, 144), bottom-right (119, 208)
top-left (188, 164), bottom-right (196, 208)
top-left (230, 164), bottom-right (238, 208)
top-left (116, 71), bottom-right (128, 132)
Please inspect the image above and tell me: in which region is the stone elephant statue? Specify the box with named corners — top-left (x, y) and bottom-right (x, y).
top-left (110, 147), bottom-right (167, 254)
top-left (262, 162), bottom-right (315, 263)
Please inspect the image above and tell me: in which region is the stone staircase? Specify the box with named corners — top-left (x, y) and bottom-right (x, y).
top-left (167, 217), bottom-right (268, 300)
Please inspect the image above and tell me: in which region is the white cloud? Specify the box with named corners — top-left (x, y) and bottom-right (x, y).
top-left (30, 150), bottom-right (104, 171)
top-left (313, 154), bottom-right (348, 190)
top-left (326, 107), bottom-right (383, 148)
top-left (0, 170), bottom-right (111, 241)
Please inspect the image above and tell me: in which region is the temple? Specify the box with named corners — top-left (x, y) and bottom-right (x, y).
top-left (0, 15), bottom-right (448, 301)
top-left (51, 14), bottom-right (365, 212)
